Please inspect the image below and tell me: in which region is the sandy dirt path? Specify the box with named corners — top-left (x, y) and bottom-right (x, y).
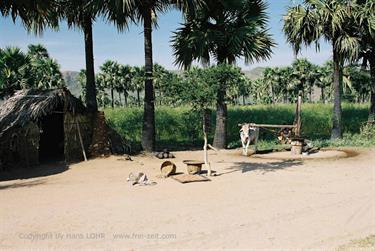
top-left (0, 148), bottom-right (374, 250)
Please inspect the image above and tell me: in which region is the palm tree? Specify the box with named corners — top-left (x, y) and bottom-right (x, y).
top-left (60, 0), bottom-right (99, 112)
top-left (291, 59), bottom-right (315, 101)
top-left (118, 64), bottom-right (133, 106)
top-left (171, 0), bottom-right (274, 148)
top-left (278, 67), bottom-right (294, 103)
top-left (0, 47), bottom-right (31, 98)
top-left (262, 67), bottom-right (279, 103)
top-left (106, 0), bottom-right (201, 151)
top-left (132, 66), bottom-right (145, 107)
top-left (98, 60), bottom-right (121, 108)
top-left (236, 76), bottom-right (252, 105)
top-left (283, 0), bottom-right (360, 139)
top-left (25, 44), bottom-right (65, 89)
top-left (354, 0), bottom-right (375, 121)
top-left (314, 63), bottom-right (332, 103)
top-left (27, 44), bottom-right (49, 59)
top-left (30, 57), bottom-right (65, 89)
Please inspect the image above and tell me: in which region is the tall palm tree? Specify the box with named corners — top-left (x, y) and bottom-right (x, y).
top-left (171, 0), bottom-right (274, 148)
top-left (283, 0), bottom-right (360, 139)
top-left (354, 0), bottom-right (375, 121)
top-left (107, 0), bottom-right (201, 151)
top-left (60, 0), bottom-right (107, 112)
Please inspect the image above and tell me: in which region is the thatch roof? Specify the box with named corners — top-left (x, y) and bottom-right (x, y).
top-left (0, 88), bottom-right (86, 138)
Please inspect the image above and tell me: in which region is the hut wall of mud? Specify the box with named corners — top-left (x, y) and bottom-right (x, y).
top-left (0, 122), bottom-right (40, 169)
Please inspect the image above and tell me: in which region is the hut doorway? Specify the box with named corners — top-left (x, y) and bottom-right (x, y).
top-left (39, 112), bottom-right (64, 162)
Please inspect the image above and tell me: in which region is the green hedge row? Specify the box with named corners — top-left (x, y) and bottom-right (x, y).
top-left (104, 103), bottom-right (370, 150)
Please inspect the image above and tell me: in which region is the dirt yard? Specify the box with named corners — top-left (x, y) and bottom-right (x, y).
top-left (0, 148), bottom-right (374, 250)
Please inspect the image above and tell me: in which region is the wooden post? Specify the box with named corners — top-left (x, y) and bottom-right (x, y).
top-left (203, 109), bottom-right (211, 176)
top-left (291, 91), bottom-right (303, 155)
top-left (295, 91), bottom-right (303, 137)
top-left (75, 118), bottom-right (87, 161)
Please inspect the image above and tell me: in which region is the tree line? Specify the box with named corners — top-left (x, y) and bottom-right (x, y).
top-left (1, 0), bottom-right (375, 151)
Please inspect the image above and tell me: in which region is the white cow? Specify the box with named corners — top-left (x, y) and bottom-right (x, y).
top-left (239, 123), bottom-right (259, 156)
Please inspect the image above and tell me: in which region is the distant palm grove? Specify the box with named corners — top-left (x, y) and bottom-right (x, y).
top-left (1, 0), bottom-right (374, 151)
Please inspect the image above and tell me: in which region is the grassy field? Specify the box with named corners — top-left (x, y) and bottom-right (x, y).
top-left (104, 103), bottom-right (374, 151)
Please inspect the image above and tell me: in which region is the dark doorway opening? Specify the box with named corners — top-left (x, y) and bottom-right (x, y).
top-left (39, 112), bottom-right (64, 162)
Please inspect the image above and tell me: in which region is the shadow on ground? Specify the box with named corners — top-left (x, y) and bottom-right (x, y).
top-left (0, 161), bottom-right (69, 182)
top-left (223, 159), bottom-right (303, 175)
top-left (0, 178), bottom-right (48, 190)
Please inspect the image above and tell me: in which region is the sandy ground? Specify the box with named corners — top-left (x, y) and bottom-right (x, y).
top-left (0, 148), bottom-right (374, 251)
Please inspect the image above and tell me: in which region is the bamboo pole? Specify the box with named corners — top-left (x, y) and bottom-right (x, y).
top-left (75, 118), bottom-right (87, 161)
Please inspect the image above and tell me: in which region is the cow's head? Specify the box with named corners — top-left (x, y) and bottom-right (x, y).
top-left (239, 123), bottom-right (257, 141)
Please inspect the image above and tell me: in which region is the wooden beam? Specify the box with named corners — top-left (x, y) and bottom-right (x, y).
top-left (242, 123), bottom-right (296, 129)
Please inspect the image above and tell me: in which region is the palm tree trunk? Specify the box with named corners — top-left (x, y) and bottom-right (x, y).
top-left (270, 85), bottom-right (275, 104)
top-left (124, 91), bottom-right (128, 106)
top-left (141, 9), bottom-right (155, 152)
top-left (111, 87), bottom-right (114, 108)
top-left (83, 15), bottom-right (98, 113)
top-left (213, 88), bottom-right (227, 149)
top-left (321, 87), bottom-right (325, 103)
top-left (369, 57), bottom-right (375, 122)
top-left (137, 89), bottom-right (141, 107)
top-left (331, 49), bottom-right (343, 139)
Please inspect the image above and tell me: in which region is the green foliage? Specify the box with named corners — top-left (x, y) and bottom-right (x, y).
top-left (171, 0), bottom-right (275, 68)
top-left (165, 64), bottom-right (248, 110)
top-left (0, 44), bottom-right (64, 98)
top-left (0, 47), bottom-right (31, 97)
top-left (28, 44), bottom-right (64, 89)
top-left (105, 103), bottom-right (372, 150)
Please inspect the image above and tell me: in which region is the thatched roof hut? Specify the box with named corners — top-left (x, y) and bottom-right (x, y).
top-left (0, 89), bottom-right (85, 137)
top-left (0, 88), bottom-right (93, 169)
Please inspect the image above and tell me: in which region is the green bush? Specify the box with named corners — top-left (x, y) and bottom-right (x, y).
top-left (104, 103), bottom-right (372, 150)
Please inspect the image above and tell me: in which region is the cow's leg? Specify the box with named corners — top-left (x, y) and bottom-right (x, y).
top-left (241, 140), bottom-right (246, 155)
top-left (253, 129), bottom-right (259, 153)
top-left (245, 139), bottom-right (250, 155)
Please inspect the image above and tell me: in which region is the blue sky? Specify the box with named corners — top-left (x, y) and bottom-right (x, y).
top-left (0, 0), bottom-right (331, 72)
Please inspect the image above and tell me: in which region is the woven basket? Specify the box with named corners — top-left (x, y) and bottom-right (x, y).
top-left (183, 160), bottom-right (204, 174)
top-left (160, 161), bottom-right (176, 177)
